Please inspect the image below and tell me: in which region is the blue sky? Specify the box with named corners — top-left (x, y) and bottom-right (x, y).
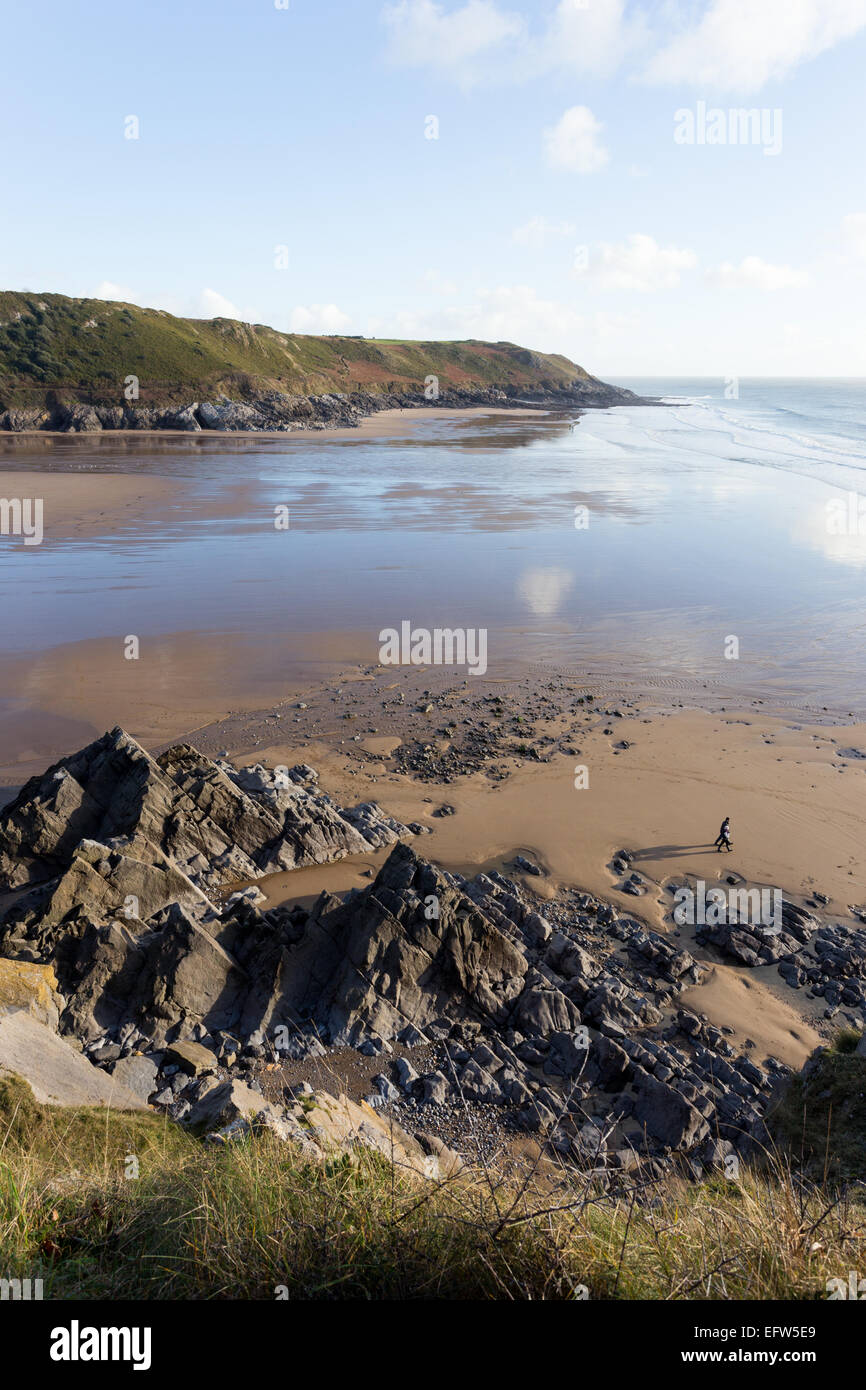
top-left (2, 0), bottom-right (866, 375)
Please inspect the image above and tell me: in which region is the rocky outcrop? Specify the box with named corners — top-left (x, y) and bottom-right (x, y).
top-left (0, 727), bottom-right (409, 897)
top-left (0, 728), bottom-right (417, 1045)
top-left (0, 381), bottom-right (652, 436)
top-left (0, 958), bottom-right (62, 1026)
top-left (0, 729), bottom-right (791, 1175)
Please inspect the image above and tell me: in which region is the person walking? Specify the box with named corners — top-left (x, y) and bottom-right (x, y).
top-left (714, 816), bottom-right (732, 852)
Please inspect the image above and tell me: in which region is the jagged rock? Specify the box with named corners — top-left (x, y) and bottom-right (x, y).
top-left (632, 1072), bottom-right (710, 1150)
top-left (0, 729), bottom-right (797, 1179)
top-left (0, 728), bottom-right (410, 899)
top-left (194, 1080), bottom-right (456, 1178)
top-left (373, 1074), bottom-right (400, 1103)
top-left (0, 406), bottom-right (53, 431)
top-left (248, 843), bottom-right (529, 1045)
top-left (55, 403), bottom-right (102, 433)
top-left (394, 1057), bottom-right (419, 1090)
top-left (545, 933), bottom-right (600, 984)
top-left (544, 1030), bottom-right (590, 1078)
top-left (458, 1059), bottom-right (496, 1102)
top-left (186, 1078), bottom-right (283, 1131)
top-left (511, 972), bottom-right (581, 1035)
top-left (396, 1023), bottom-right (427, 1046)
top-left (418, 1070), bottom-right (449, 1105)
top-left (158, 404), bottom-right (201, 432)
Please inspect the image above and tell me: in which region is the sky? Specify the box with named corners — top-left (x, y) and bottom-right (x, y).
top-left (2, 0), bottom-right (866, 376)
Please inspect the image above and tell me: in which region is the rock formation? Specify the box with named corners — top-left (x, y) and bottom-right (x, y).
top-left (0, 381), bottom-right (647, 435)
top-left (0, 727), bottom-right (821, 1178)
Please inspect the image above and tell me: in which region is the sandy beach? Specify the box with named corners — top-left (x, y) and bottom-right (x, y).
top-left (3, 403), bottom-right (865, 1080)
top-left (189, 673), bottom-right (856, 1070)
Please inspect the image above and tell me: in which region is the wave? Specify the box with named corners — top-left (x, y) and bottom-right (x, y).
top-left (605, 393), bottom-right (866, 486)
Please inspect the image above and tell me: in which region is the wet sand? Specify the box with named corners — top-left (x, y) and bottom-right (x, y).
top-left (0, 470), bottom-right (187, 541)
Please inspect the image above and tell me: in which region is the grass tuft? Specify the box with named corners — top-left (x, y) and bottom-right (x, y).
top-left (1, 1073), bottom-right (862, 1300)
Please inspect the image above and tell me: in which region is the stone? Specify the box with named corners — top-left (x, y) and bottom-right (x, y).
top-left (373, 1074), bottom-right (400, 1103)
top-left (184, 1078), bottom-right (281, 1131)
top-left (0, 1012), bottom-right (147, 1109)
top-left (632, 1073), bottom-right (709, 1151)
top-left (110, 1053), bottom-right (160, 1102)
top-left (163, 1040), bottom-right (218, 1076)
top-left (0, 958), bottom-right (62, 1026)
top-left (418, 1071), bottom-right (448, 1105)
top-left (394, 1058), bottom-right (419, 1090)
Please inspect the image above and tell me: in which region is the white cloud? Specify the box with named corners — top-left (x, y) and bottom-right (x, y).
top-left (368, 286), bottom-right (643, 361)
top-left (543, 106), bottom-right (608, 173)
top-left (91, 283), bottom-right (250, 320)
top-left (381, 0), bottom-right (524, 79)
top-left (289, 303), bottom-right (352, 334)
top-left (445, 284), bottom-right (585, 345)
top-left (381, 0), bottom-right (645, 83)
top-left (368, 285), bottom-right (585, 351)
top-left (381, 0), bottom-right (866, 92)
top-left (842, 212), bottom-right (866, 259)
top-left (588, 233), bottom-right (696, 291)
top-left (198, 288), bottom-right (244, 320)
top-left (645, 0), bottom-right (866, 91)
top-left (93, 280), bottom-right (138, 303)
top-left (704, 256), bottom-right (809, 289)
top-left (543, 0), bottom-right (646, 77)
top-left (512, 216), bottom-right (577, 248)
top-left (420, 268), bottom-right (459, 295)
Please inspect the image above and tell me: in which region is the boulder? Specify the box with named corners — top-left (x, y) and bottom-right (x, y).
top-left (632, 1073), bottom-right (709, 1151)
top-left (0, 1012), bottom-right (147, 1109)
top-left (110, 1053), bottom-right (160, 1102)
top-left (0, 958), bottom-right (62, 1026)
top-left (163, 1040), bottom-right (219, 1077)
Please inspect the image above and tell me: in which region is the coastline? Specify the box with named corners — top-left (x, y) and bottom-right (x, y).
top-left (0, 404), bottom-right (556, 454)
top-left (0, 382), bottom-right (655, 440)
top-left (2, 392), bottom-right (863, 1084)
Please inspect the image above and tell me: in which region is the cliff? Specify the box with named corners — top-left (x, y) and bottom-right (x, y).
top-left (0, 289), bottom-right (646, 433)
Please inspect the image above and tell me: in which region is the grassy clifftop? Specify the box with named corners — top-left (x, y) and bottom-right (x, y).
top-left (0, 290), bottom-right (605, 411)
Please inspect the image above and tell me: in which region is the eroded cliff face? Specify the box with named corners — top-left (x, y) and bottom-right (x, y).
top-left (0, 380), bottom-right (644, 434)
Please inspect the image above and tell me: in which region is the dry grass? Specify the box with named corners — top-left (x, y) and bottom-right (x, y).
top-left (1, 1074), bottom-right (863, 1300)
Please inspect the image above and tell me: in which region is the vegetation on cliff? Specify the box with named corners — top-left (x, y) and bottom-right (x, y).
top-left (0, 290), bottom-right (616, 412)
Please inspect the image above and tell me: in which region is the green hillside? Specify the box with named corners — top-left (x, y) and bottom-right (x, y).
top-left (0, 289), bottom-right (603, 411)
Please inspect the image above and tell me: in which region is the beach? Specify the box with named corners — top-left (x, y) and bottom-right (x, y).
top-left (3, 387), bottom-right (866, 1072)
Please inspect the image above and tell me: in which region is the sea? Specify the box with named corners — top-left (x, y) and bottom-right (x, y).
top-left (3, 377), bottom-right (866, 723)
